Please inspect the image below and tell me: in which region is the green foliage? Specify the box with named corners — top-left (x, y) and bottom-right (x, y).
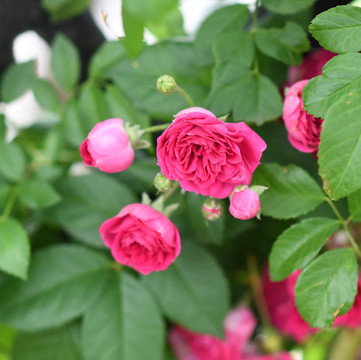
top-left (295, 249), bottom-right (358, 328)
top-left (143, 242), bottom-right (230, 338)
top-left (270, 218), bottom-right (341, 281)
top-left (252, 163), bottom-right (325, 219)
top-left (0, 143), bottom-right (26, 182)
top-left (41, 0), bottom-right (92, 21)
top-left (348, 188), bottom-right (361, 221)
top-left (261, 0), bottom-right (317, 14)
top-left (309, 5), bottom-right (361, 53)
top-left (32, 79), bottom-right (61, 112)
top-left (82, 273), bottom-right (164, 360)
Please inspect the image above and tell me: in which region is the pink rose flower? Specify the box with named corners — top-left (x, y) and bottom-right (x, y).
top-left (229, 188), bottom-right (260, 220)
top-left (157, 107), bottom-right (267, 199)
top-left (333, 275), bottom-right (361, 328)
top-left (246, 353), bottom-right (293, 360)
top-left (79, 118), bottom-right (134, 173)
top-left (99, 203), bottom-right (181, 275)
top-left (262, 267), bottom-right (316, 343)
top-left (283, 80), bottom-right (323, 153)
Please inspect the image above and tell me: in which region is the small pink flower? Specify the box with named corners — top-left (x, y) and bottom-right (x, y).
top-left (202, 198), bottom-right (223, 221)
top-left (229, 188), bottom-right (260, 220)
top-left (79, 118), bottom-right (134, 173)
top-left (283, 80), bottom-right (323, 153)
top-left (99, 203), bottom-right (181, 275)
top-left (157, 107), bottom-right (266, 199)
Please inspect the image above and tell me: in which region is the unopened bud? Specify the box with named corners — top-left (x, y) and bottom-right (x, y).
top-left (156, 75), bottom-right (177, 95)
top-left (229, 187), bottom-right (260, 220)
top-left (202, 198), bottom-right (223, 221)
top-left (154, 172), bottom-right (172, 192)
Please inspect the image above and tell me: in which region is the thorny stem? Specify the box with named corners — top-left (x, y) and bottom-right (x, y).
top-left (176, 86), bottom-right (195, 107)
top-left (0, 187), bottom-right (17, 222)
top-left (143, 123), bottom-right (170, 133)
top-left (325, 197), bottom-right (361, 259)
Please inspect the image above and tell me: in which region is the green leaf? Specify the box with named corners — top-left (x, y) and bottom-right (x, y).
top-left (318, 92), bottom-right (361, 200)
top-left (61, 99), bottom-right (86, 147)
top-left (348, 188), bottom-right (361, 222)
top-left (309, 5), bottom-right (361, 53)
top-left (270, 218), bottom-right (340, 281)
top-left (13, 323), bottom-right (82, 360)
top-left (0, 219), bottom-right (30, 280)
top-left (295, 248), bottom-right (358, 328)
top-left (252, 163), bottom-right (325, 219)
top-left (32, 79), bottom-right (60, 112)
top-left (0, 244), bottom-right (110, 331)
top-left (51, 33), bottom-right (80, 91)
top-left (41, 0), bottom-right (92, 21)
top-left (143, 242), bottom-right (229, 338)
top-left (0, 142), bottom-right (26, 182)
top-left (53, 173), bottom-right (137, 247)
top-left (194, 5), bottom-right (250, 66)
top-left (18, 179), bottom-right (61, 209)
top-left (261, 0), bottom-right (316, 14)
top-left (0, 324), bottom-right (16, 358)
top-left (302, 53), bottom-right (361, 119)
top-left (1, 61), bottom-right (36, 103)
top-left (255, 22), bottom-right (310, 65)
top-left (82, 273), bottom-right (164, 360)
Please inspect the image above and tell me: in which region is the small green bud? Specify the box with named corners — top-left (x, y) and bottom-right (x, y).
top-left (202, 198), bottom-right (223, 221)
top-left (156, 75), bottom-right (177, 95)
top-left (154, 172), bottom-right (172, 192)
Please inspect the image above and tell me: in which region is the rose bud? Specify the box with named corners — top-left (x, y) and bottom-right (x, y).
top-left (201, 198), bottom-right (223, 221)
top-left (157, 107), bottom-right (266, 199)
top-left (283, 80), bottom-right (323, 153)
top-left (229, 187), bottom-right (260, 220)
top-left (156, 75), bottom-right (177, 95)
top-left (99, 203), bottom-right (181, 275)
top-left (79, 118), bottom-right (134, 173)
top-left (154, 172), bottom-right (173, 192)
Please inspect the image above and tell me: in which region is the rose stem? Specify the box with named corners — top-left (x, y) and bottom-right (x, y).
top-left (143, 123), bottom-right (170, 133)
top-left (0, 187), bottom-right (17, 222)
top-left (176, 86), bottom-right (195, 107)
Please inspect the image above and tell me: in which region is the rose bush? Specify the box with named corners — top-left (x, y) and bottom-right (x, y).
top-left (157, 107), bottom-right (267, 199)
top-left (99, 203), bottom-right (181, 274)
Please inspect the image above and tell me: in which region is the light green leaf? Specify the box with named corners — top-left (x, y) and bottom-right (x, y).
top-left (53, 173), bottom-right (137, 247)
top-left (252, 163), bottom-right (325, 219)
top-left (0, 245), bottom-right (110, 331)
top-left (348, 188), bottom-right (361, 222)
top-left (18, 179), bottom-right (61, 209)
top-left (41, 0), bottom-right (92, 21)
top-left (142, 242), bottom-right (229, 338)
top-left (51, 33), bottom-right (81, 91)
top-left (1, 61), bottom-right (36, 103)
top-left (0, 324), bottom-right (16, 359)
top-left (255, 22), bottom-right (310, 65)
top-left (32, 79), bottom-right (60, 112)
top-left (13, 323), bottom-right (82, 360)
top-left (0, 219), bottom-right (30, 280)
top-left (309, 5), bottom-right (361, 53)
top-left (295, 248), bottom-right (358, 328)
top-left (194, 5), bottom-right (250, 66)
top-left (302, 53), bottom-right (361, 119)
top-left (270, 218), bottom-right (340, 281)
top-left (318, 92), bottom-right (361, 200)
top-left (0, 142), bottom-right (26, 182)
top-left (82, 273), bottom-right (164, 360)
top-left (261, 0), bottom-right (316, 14)
top-left (124, 0), bottom-right (178, 22)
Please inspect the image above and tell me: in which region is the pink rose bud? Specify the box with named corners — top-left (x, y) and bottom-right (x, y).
top-left (99, 203), bottom-right (181, 275)
top-left (79, 118), bottom-right (134, 173)
top-left (283, 80), bottom-right (323, 153)
top-left (202, 198), bottom-right (223, 221)
top-left (229, 187), bottom-right (261, 220)
top-left (157, 107), bottom-right (267, 199)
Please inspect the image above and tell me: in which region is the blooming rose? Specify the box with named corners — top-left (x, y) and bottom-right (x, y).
top-left (262, 267), bottom-right (317, 342)
top-left (283, 80), bottom-right (323, 153)
top-left (79, 118), bottom-right (134, 173)
top-left (229, 188), bottom-right (260, 220)
top-left (157, 107), bottom-right (267, 199)
top-left (99, 203), bottom-right (181, 275)
top-left (247, 353), bottom-right (293, 360)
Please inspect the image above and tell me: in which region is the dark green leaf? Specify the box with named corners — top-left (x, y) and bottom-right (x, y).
top-left (255, 22), bottom-right (310, 65)
top-left (53, 173), bottom-right (137, 247)
top-left (270, 218), bottom-right (340, 281)
top-left (1, 61), bottom-right (36, 103)
top-left (348, 188), bottom-right (361, 222)
top-left (51, 33), bottom-right (81, 91)
top-left (41, 0), bottom-right (92, 21)
top-left (262, 0), bottom-right (316, 15)
top-left (0, 142), bottom-right (26, 182)
top-left (252, 163), bottom-right (325, 219)
top-left (18, 179), bottom-right (61, 209)
top-left (318, 92), bottom-right (361, 200)
top-left (0, 219), bottom-right (30, 280)
top-left (295, 248), bottom-right (358, 328)
top-left (32, 79), bottom-right (60, 112)
top-left (143, 242), bottom-right (229, 338)
top-left (309, 5), bottom-right (361, 53)
top-left (82, 273), bottom-right (164, 360)
top-left (13, 323), bottom-right (82, 360)
top-left (0, 245), bottom-right (110, 331)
